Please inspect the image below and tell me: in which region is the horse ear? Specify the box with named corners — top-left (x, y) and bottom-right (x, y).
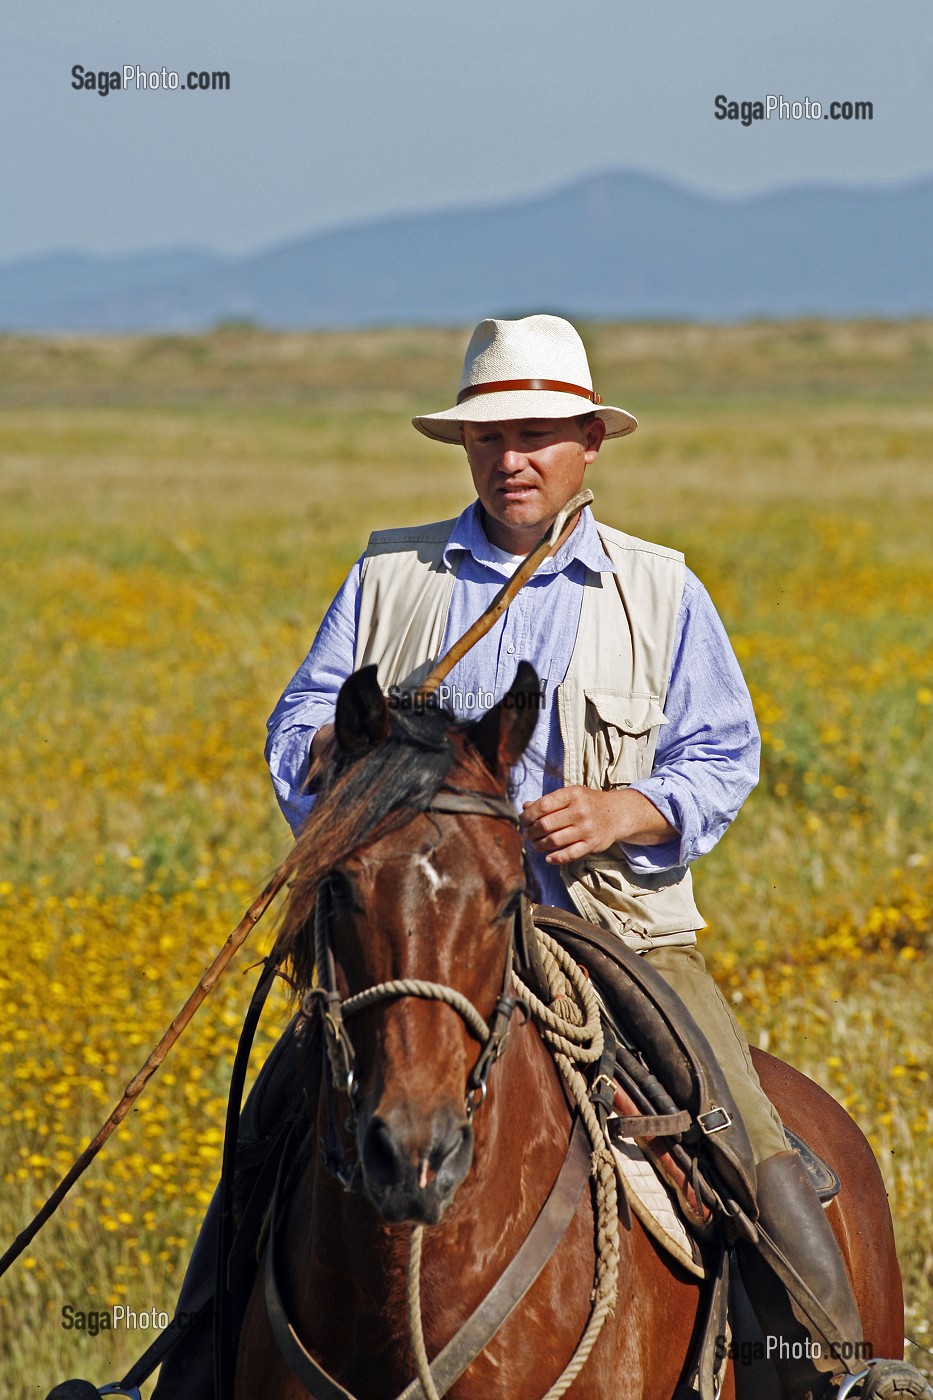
top-left (335, 665), bottom-right (390, 757)
top-left (469, 661), bottom-right (540, 778)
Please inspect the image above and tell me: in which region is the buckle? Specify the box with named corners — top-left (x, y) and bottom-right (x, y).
top-left (697, 1106), bottom-right (733, 1135)
top-left (589, 1073), bottom-right (616, 1115)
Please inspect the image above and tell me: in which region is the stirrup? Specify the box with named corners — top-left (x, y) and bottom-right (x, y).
top-left (835, 1368), bottom-right (874, 1400)
top-left (837, 1359), bottom-right (933, 1400)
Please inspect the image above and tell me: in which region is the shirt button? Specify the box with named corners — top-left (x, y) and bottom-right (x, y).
top-left (507, 645), bottom-right (515, 654)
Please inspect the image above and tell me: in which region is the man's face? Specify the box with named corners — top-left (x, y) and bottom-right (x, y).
top-left (460, 416), bottom-right (606, 553)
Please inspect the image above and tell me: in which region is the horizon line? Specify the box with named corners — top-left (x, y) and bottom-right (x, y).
top-left (2, 164), bottom-right (931, 269)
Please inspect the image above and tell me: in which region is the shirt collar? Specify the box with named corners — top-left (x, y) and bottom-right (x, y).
top-left (442, 501), bottom-right (616, 577)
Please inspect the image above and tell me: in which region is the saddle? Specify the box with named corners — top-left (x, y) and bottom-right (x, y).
top-left (534, 907), bottom-right (759, 1211)
top-left (533, 906), bottom-right (840, 1237)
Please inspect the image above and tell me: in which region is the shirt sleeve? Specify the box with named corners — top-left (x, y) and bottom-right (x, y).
top-left (620, 568), bottom-right (760, 873)
top-left (264, 558), bottom-right (364, 834)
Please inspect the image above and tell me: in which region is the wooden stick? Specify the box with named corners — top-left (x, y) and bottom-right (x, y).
top-left (418, 488), bottom-right (593, 698)
top-left (0, 865), bottom-right (289, 1280)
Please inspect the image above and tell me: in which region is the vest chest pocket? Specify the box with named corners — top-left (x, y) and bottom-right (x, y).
top-left (581, 690), bottom-right (669, 788)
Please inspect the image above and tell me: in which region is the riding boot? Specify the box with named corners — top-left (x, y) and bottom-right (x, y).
top-left (738, 1149), bottom-right (863, 1400)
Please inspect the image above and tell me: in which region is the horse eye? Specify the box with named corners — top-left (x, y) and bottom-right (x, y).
top-left (327, 870), bottom-right (360, 913)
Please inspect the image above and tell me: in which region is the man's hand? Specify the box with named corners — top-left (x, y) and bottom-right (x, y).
top-left (521, 786), bottom-right (677, 865)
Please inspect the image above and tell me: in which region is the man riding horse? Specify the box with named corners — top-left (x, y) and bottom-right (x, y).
top-left (158, 314), bottom-right (866, 1399)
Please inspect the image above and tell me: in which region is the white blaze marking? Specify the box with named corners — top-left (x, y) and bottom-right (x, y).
top-left (415, 854), bottom-right (450, 900)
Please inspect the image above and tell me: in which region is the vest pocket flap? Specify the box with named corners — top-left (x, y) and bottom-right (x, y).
top-left (582, 691), bottom-right (668, 786)
top-left (583, 691), bottom-right (668, 736)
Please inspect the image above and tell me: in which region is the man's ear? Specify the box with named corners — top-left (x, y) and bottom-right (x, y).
top-left (335, 665), bottom-right (390, 758)
top-left (584, 415), bottom-right (606, 462)
top-left (469, 661), bottom-right (540, 779)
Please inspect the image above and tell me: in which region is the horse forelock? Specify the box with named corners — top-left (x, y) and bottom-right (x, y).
top-left (274, 707), bottom-right (507, 992)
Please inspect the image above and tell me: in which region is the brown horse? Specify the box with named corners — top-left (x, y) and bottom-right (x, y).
top-left (235, 664), bottom-right (904, 1400)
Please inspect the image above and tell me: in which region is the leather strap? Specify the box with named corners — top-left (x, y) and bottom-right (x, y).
top-left (215, 955), bottom-right (282, 1398)
top-left (107, 1275), bottom-right (214, 1394)
top-left (429, 790), bottom-right (520, 826)
top-left (515, 890), bottom-right (551, 1004)
top-left (609, 1110), bottom-right (693, 1139)
top-left (456, 377), bottom-right (602, 405)
top-left (398, 1115), bottom-right (590, 1399)
top-left (674, 1245), bottom-right (730, 1400)
top-left (264, 1116), bottom-right (591, 1400)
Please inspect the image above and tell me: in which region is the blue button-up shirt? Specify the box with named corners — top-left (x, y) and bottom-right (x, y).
top-left (265, 504), bottom-right (760, 910)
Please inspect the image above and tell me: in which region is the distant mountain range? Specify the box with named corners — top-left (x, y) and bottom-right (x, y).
top-left (2, 170), bottom-right (930, 331)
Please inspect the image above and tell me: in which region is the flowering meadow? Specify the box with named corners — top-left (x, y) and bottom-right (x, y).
top-left (0, 322), bottom-right (931, 1390)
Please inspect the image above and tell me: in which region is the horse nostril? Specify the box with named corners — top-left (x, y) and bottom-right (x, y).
top-left (436, 1122), bottom-right (472, 1178)
top-left (361, 1117), bottom-right (404, 1189)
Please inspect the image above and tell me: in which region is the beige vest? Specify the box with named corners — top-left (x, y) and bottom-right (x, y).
top-left (353, 517), bottom-right (704, 950)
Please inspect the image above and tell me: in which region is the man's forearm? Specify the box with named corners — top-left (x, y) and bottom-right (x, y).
top-left (607, 788), bottom-right (678, 846)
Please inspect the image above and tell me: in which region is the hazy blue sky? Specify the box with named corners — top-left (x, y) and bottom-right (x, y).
top-left (4, 0), bottom-right (931, 261)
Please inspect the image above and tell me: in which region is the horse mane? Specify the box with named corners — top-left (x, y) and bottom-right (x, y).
top-left (274, 706), bottom-right (499, 992)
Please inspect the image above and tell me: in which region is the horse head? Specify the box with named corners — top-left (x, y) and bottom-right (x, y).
top-left (276, 662), bottom-right (540, 1225)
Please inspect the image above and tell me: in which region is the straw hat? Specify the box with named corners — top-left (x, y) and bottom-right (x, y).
top-left (412, 314), bottom-right (637, 444)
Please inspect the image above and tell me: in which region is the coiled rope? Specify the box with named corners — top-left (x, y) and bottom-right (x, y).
top-left (405, 929), bottom-right (620, 1400)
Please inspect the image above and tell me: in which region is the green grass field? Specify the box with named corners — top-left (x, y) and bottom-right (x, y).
top-left (1, 322), bottom-right (931, 1390)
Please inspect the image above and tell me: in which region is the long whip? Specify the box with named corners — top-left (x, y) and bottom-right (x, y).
top-left (0, 487), bottom-right (594, 1279)
top-left (0, 871), bottom-right (285, 1280)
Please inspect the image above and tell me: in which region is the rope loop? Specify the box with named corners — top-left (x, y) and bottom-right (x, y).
top-left (513, 931), bottom-right (604, 1063)
top-left (342, 979), bottom-right (491, 1044)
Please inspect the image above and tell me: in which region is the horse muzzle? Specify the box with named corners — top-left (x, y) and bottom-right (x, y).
top-left (358, 1105), bottom-right (474, 1224)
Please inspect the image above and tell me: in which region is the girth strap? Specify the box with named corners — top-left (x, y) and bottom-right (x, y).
top-left (264, 1115), bottom-right (592, 1400)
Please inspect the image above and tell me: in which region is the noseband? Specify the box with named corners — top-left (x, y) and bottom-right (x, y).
top-left (299, 787), bottom-right (536, 1186)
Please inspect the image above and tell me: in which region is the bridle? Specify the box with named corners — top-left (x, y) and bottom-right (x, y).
top-left (298, 786), bottom-right (544, 1187)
